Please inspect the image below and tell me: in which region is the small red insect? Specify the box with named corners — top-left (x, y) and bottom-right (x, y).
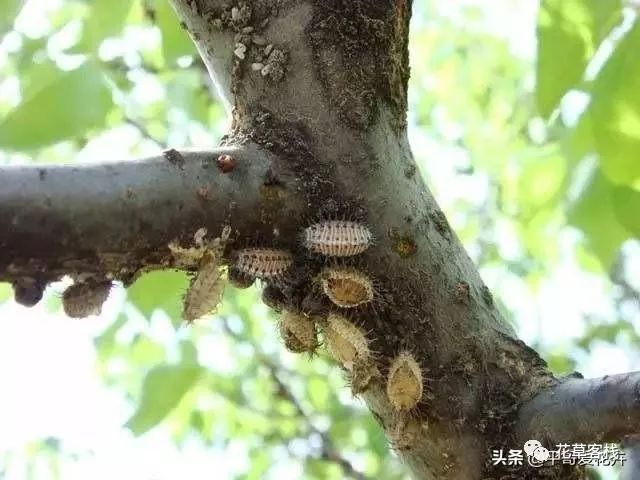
top-left (216, 154), bottom-right (236, 173)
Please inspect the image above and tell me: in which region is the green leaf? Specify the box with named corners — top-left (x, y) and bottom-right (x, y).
top-left (536, 0), bottom-right (622, 117)
top-left (0, 62), bottom-right (113, 150)
top-left (517, 150), bottom-right (566, 212)
top-left (74, 0), bottom-right (132, 52)
top-left (611, 185), bottom-right (640, 238)
top-left (179, 340), bottom-right (198, 365)
top-left (568, 168), bottom-right (630, 268)
top-left (577, 319), bottom-right (638, 350)
top-left (588, 0), bottom-right (624, 43)
top-left (562, 109), bottom-right (594, 164)
top-left (20, 61), bottom-right (61, 100)
top-left (154, 0), bottom-right (195, 65)
top-left (126, 364), bottom-right (202, 435)
top-left (545, 350), bottom-right (576, 375)
top-left (94, 314), bottom-right (128, 355)
top-left (589, 19), bottom-right (640, 185)
top-left (306, 376), bottom-right (330, 410)
top-left (0, 282), bottom-right (12, 303)
top-left (127, 270), bottom-right (188, 322)
top-left (15, 36), bottom-right (48, 71)
top-left (0, 0), bottom-right (22, 35)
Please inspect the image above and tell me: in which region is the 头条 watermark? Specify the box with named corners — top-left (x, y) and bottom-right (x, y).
top-left (491, 440), bottom-right (626, 468)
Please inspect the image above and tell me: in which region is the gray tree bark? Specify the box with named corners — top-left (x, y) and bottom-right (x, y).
top-left (0, 1), bottom-right (637, 478)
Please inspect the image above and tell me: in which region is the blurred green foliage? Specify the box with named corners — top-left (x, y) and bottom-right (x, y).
top-left (536, 0), bottom-right (640, 268)
top-left (0, 0), bottom-right (639, 479)
top-left (0, 61), bottom-right (113, 149)
top-left (536, 0), bottom-right (621, 117)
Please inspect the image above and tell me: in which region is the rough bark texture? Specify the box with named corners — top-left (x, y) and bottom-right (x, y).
top-left (0, 146), bottom-right (295, 295)
top-left (1, 1), bottom-right (637, 479)
top-left (517, 371), bottom-right (640, 444)
top-left (167, 1), bottom-right (566, 478)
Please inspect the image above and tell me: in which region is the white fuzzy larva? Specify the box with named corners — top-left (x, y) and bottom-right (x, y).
top-left (183, 256), bottom-right (226, 323)
top-left (181, 226), bottom-right (230, 322)
top-left (234, 248), bottom-right (293, 279)
top-left (323, 313), bottom-right (377, 394)
top-left (169, 226), bottom-right (224, 267)
top-left (387, 352), bottom-right (423, 411)
top-left (320, 267), bottom-right (374, 308)
top-left (323, 313), bottom-right (370, 370)
top-left (62, 280), bottom-right (112, 318)
top-left (304, 221), bottom-right (373, 257)
top-left (279, 310), bottom-right (318, 353)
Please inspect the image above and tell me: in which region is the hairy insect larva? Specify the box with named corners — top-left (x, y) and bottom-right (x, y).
top-left (323, 313), bottom-right (377, 394)
top-left (320, 267), bottom-right (374, 308)
top-left (168, 242), bottom-right (207, 266)
top-left (279, 310), bottom-right (318, 353)
top-left (12, 278), bottom-right (45, 307)
top-left (183, 255), bottom-right (226, 323)
top-left (169, 226), bottom-right (228, 267)
top-left (387, 352), bottom-right (423, 411)
top-left (304, 221), bottom-right (373, 257)
top-left (181, 226), bottom-right (230, 322)
top-left (323, 313), bottom-right (370, 370)
top-left (351, 357), bottom-right (378, 395)
top-left (262, 284), bottom-right (285, 312)
top-left (227, 268), bottom-right (255, 289)
top-left (234, 248), bottom-right (293, 279)
top-left (62, 280), bottom-right (112, 318)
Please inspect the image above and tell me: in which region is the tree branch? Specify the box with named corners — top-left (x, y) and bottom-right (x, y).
top-left (2, 0), bottom-right (610, 477)
top-left (162, 2), bottom-right (572, 478)
top-left (123, 115), bottom-right (167, 148)
top-left (516, 371), bottom-right (640, 444)
top-left (0, 143), bottom-right (302, 297)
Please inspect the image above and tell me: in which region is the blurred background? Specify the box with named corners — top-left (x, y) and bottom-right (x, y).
top-left (0, 0), bottom-right (638, 478)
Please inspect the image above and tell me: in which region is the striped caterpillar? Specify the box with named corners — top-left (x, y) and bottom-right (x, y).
top-left (303, 220), bottom-right (373, 257)
top-left (233, 248), bottom-right (293, 279)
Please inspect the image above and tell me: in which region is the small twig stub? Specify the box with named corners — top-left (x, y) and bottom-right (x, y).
top-left (162, 148), bottom-right (185, 169)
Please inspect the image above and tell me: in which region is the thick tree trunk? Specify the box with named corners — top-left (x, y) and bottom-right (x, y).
top-left (161, 1), bottom-right (569, 478)
top-left (1, 1), bottom-right (637, 478)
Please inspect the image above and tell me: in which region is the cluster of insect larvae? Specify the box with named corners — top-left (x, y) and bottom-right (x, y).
top-left (304, 220), bottom-right (375, 307)
top-left (174, 221), bottom-right (426, 447)
top-left (186, 244), bottom-right (294, 321)
top-left (304, 221), bottom-right (426, 443)
top-left (301, 221), bottom-right (379, 393)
